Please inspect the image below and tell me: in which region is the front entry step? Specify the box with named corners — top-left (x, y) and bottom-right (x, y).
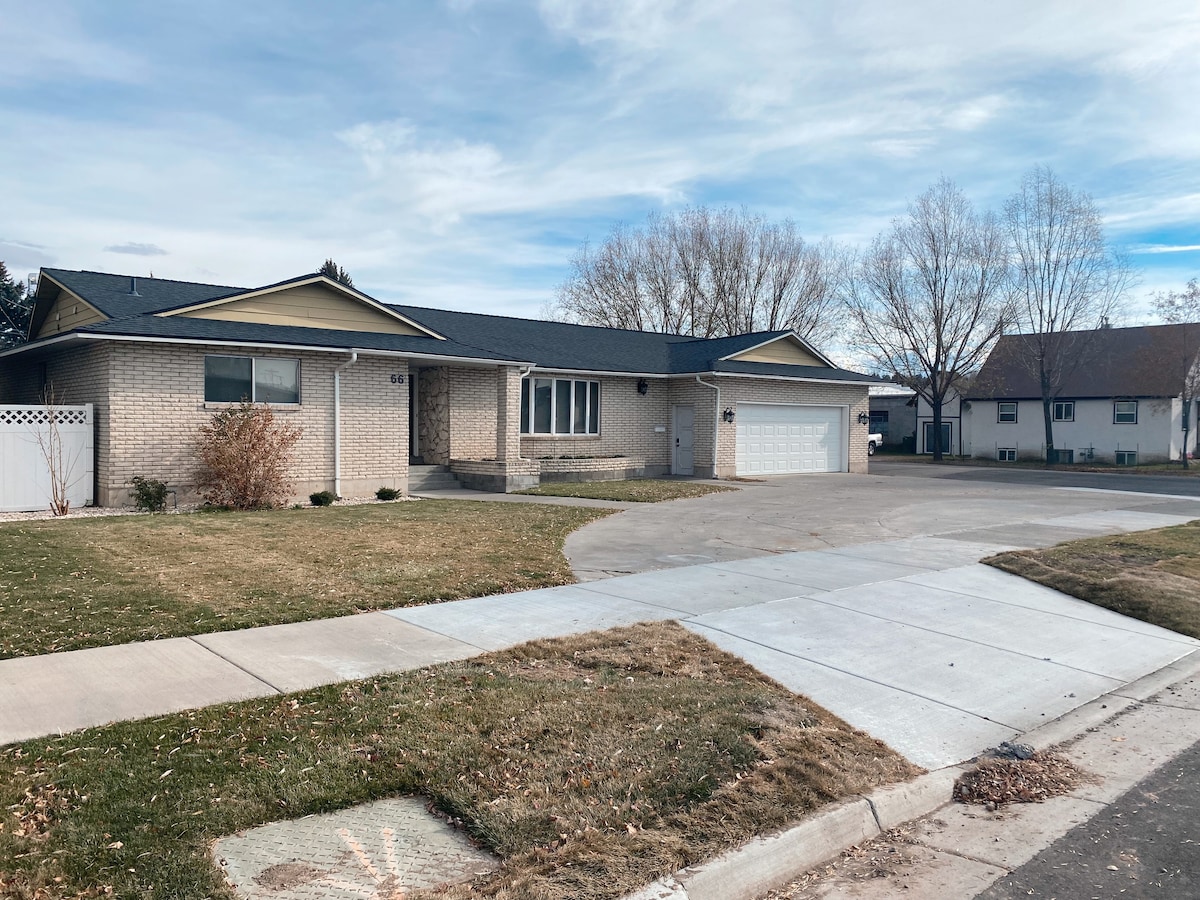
top-left (407, 465), bottom-right (461, 493)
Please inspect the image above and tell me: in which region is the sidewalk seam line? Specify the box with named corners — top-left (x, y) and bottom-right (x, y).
top-left (185, 637), bottom-right (287, 695)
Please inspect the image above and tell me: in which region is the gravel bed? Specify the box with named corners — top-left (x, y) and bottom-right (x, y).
top-left (0, 495), bottom-right (418, 524)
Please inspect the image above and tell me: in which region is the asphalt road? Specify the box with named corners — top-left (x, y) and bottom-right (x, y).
top-left (977, 738), bottom-right (1200, 899)
top-left (871, 458), bottom-right (1200, 498)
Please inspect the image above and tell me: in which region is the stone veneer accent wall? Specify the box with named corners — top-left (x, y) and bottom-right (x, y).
top-left (5, 342), bottom-right (409, 506)
top-left (417, 366), bottom-right (449, 464)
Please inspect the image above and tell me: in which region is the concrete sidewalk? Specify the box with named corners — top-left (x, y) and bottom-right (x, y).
top-left (2, 506), bottom-right (1198, 768)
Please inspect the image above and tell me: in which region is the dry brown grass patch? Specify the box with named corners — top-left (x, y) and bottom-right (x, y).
top-left (985, 520), bottom-right (1200, 640)
top-left (0, 622), bottom-right (919, 900)
top-left (0, 500), bottom-right (609, 657)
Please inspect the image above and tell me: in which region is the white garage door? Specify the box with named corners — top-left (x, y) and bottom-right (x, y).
top-left (736, 404), bottom-right (844, 475)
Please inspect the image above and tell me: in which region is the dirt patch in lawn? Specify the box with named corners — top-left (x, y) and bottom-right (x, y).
top-left (0, 621), bottom-right (919, 900)
top-left (517, 480), bottom-right (737, 503)
top-left (0, 500), bottom-right (609, 658)
top-left (985, 520), bottom-right (1200, 640)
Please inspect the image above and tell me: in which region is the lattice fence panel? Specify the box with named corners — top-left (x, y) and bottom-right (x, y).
top-left (0, 405), bottom-right (95, 512)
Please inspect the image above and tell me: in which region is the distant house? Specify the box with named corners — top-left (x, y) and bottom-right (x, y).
top-left (913, 383), bottom-right (969, 456)
top-left (868, 383), bottom-right (916, 448)
top-left (0, 268), bottom-right (884, 506)
top-left (963, 324), bottom-right (1200, 465)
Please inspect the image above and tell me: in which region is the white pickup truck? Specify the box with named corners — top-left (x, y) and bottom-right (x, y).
top-left (868, 432), bottom-right (883, 456)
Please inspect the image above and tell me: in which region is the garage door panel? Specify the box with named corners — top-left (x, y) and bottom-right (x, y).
top-left (736, 404), bottom-right (843, 476)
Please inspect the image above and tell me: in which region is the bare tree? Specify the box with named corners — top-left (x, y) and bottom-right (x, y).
top-left (845, 178), bottom-right (1011, 460)
top-left (31, 385), bottom-right (87, 516)
top-left (1151, 279), bottom-right (1200, 467)
top-left (556, 207), bottom-right (846, 346)
top-left (1004, 166), bottom-right (1132, 461)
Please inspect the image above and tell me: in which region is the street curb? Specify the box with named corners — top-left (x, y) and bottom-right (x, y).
top-left (620, 648), bottom-right (1200, 900)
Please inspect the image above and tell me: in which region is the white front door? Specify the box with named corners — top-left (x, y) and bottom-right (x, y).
top-left (735, 404), bottom-right (844, 475)
top-left (672, 405), bottom-right (695, 475)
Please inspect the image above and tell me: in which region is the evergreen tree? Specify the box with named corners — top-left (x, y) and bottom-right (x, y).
top-left (0, 262), bottom-right (32, 348)
top-left (318, 258), bottom-right (354, 288)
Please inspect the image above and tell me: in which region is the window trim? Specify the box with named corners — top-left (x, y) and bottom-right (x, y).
top-left (1115, 449), bottom-right (1138, 466)
top-left (997, 402), bottom-right (1018, 423)
top-left (520, 376), bottom-right (601, 436)
top-left (1113, 400), bottom-right (1138, 425)
top-left (997, 448), bottom-right (1016, 462)
top-left (1052, 400), bottom-right (1075, 422)
top-left (204, 354), bottom-right (301, 405)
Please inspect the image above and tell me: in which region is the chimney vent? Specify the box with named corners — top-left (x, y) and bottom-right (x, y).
top-left (129, 277), bottom-right (141, 297)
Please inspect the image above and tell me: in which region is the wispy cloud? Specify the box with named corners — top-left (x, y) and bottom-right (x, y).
top-left (1130, 244), bottom-right (1200, 255)
top-left (104, 242), bottom-right (169, 257)
top-left (0, 0), bottom-right (1198, 320)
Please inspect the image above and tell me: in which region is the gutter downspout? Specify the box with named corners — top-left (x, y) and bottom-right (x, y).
top-left (695, 374), bottom-right (721, 479)
top-left (333, 351), bottom-right (359, 497)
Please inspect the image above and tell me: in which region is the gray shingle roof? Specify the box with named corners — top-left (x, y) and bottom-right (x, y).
top-left (22, 268), bottom-right (884, 383)
top-left (967, 325), bottom-right (1200, 400)
top-left (77, 315), bottom-right (526, 363)
top-left (41, 269), bottom-right (240, 319)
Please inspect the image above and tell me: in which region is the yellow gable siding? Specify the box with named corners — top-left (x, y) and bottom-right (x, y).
top-left (36, 289), bottom-right (106, 338)
top-left (180, 283), bottom-right (426, 335)
top-left (731, 337), bottom-right (825, 367)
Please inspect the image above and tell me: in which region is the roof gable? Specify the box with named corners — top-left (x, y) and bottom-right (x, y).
top-left (160, 275), bottom-right (442, 338)
top-left (721, 333), bottom-right (831, 367)
top-left (29, 273), bottom-right (107, 339)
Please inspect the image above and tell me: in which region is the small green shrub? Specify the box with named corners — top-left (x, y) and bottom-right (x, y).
top-left (309, 490), bottom-right (337, 506)
top-left (375, 486), bottom-right (401, 501)
top-left (128, 475), bottom-right (169, 512)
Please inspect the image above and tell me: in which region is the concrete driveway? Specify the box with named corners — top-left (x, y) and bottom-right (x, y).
top-left (566, 461), bottom-right (1200, 578)
top-left (531, 462), bottom-right (1200, 767)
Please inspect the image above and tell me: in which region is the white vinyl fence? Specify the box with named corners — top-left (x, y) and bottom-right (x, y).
top-left (0, 405), bottom-right (95, 512)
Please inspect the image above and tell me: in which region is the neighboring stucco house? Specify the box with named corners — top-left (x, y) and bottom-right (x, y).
top-left (0, 269), bottom-right (883, 506)
top-left (963, 324), bottom-right (1200, 465)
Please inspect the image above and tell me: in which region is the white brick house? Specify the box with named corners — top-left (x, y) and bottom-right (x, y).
top-left (0, 269), bottom-right (883, 505)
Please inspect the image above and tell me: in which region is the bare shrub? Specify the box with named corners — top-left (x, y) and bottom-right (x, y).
top-left (32, 386), bottom-right (88, 516)
top-left (195, 402), bottom-right (301, 509)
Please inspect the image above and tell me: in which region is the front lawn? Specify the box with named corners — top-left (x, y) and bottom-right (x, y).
top-left (0, 622), bottom-right (918, 900)
top-left (517, 480), bottom-right (737, 503)
top-left (0, 500), bottom-right (610, 658)
top-left (985, 520), bottom-right (1200, 639)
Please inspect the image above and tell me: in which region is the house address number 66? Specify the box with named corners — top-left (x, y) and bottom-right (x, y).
top-left (389, 373), bottom-right (406, 384)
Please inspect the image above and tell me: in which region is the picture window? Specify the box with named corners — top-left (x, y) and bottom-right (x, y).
top-left (204, 356), bottom-right (300, 404)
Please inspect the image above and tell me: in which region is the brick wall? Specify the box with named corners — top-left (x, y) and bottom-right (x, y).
top-left (100, 343), bottom-right (407, 505)
top-left (713, 377), bottom-right (871, 476)
top-left (448, 366), bottom-right (499, 460)
top-left (520, 375), bottom-right (672, 463)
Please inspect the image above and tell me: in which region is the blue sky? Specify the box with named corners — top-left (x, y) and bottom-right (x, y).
top-left (3, 0), bottom-right (1199, 324)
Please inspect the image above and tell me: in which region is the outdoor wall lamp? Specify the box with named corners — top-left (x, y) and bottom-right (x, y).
top-left (857, 411), bottom-right (871, 425)
top-left (637, 378), bottom-right (649, 395)
top-left (722, 407), bottom-right (736, 423)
